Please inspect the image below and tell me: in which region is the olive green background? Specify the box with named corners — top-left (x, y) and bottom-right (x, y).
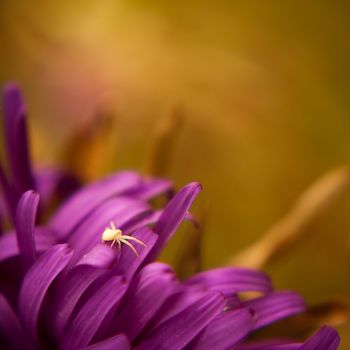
top-left (0, 0), bottom-right (349, 346)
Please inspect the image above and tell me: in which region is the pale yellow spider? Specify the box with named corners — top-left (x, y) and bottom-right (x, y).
top-left (101, 221), bottom-right (146, 256)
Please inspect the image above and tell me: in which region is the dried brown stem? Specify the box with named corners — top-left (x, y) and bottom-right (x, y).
top-left (230, 166), bottom-right (350, 269)
top-left (62, 106), bottom-right (118, 182)
top-left (145, 106), bottom-right (184, 177)
top-left (175, 208), bottom-right (207, 280)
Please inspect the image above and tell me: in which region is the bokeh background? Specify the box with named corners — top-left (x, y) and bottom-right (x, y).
top-left (1, 0), bottom-right (349, 346)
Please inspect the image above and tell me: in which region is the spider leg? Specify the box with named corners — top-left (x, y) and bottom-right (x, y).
top-left (110, 221), bottom-right (116, 230)
top-left (110, 239), bottom-right (116, 248)
top-left (121, 235), bottom-right (147, 247)
top-left (119, 237), bottom-right (139, 256)
top-left (117, 239), bottom-right (122, 253)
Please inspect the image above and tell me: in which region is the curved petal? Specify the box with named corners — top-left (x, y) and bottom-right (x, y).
top-left (236, 343), bottom-right (300, 350)
top-left (300, 326), bottom-right (340, 350)
top-left (0, 231), bottom-right (19, 263)
top-left (0, 227), bottom-right (57, 263)
top-left (62, 276), bottom-right (128, 350)
top-left (135, 291), bottom-right (225, 350)
top-left (124, 178), bottom-right (173, 200)
top-left (76, 244), bottom-right (117, 269)
top-left (0, 211), bottom-right (2, 236)
top-left (67, 197), bottom-right (150, 266)
top-left (0, 164), bottom-right (17, 223)
top-left (125, 210), bottom-right (162, 231)
top-left (244, 291), bottom-right (306, 330)
top-left (35, 167), bottom-right (80, 208)
top-left (18, 244), bottom-right (73, 339)
top-left (188, 307), bottom-right (254, 350)
top-left (15, 190), bottom-right (39, 270)
top-left (0, 293), bottom-right (35, 350)
top-left (50, 265), bottom-right (108, 339)
top-left (114, 263), bottom-right (178, 342)
top-left (145, 286), bottom-right (208, 332)
top-left (119, 209), bottom-right (159, 235)
top-left (185, 267), bottom-right (273, 295)
top-left (49, 171), bottom-right (142, 239)
top-left (145, 182), bottom-right (202, 263)
top-left (112, 227), bottom-right (158, 281)
top-left (2, 83), bottom-right (35, 197)
top-left (77, 334), bottom-right (131, 350)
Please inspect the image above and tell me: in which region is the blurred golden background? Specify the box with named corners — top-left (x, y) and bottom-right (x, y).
top-left (0, 0), bottom-right (349, 346)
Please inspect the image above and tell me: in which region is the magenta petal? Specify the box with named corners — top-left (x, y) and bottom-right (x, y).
top-left (0, 231), bottom-right (20, 263)
top-left (135, 291), bottom-right (225, 350)
top-left (0, 164), bottom-right (17, 223)
top-left (236, 342), bottom-right (300, 350)
top-left (114, 263), bottom-right (178, 342)
top-left (244, 291), bottom-right (306, 330)
top-left (51, 265), bottom-right (107, 339)
top-left (0, 227), bottom-right (56, 263)
top-left (35, 167), bottom-right (80, 207)
top-left (189, 307), bottom-right (254, 350)
top-left (18, 244), bottom-right (73, 339)
top-left (2, 83), bottom-right (35, 197)
top-left (120, 209), bottom-right (160, 234)
top-left (15, 190), bottom-right (39, 269)
top-left (112, 227), bottom-right (158, 281)
top-left (67, 197), bottom-right (150, 266)
top-left (136, 210), bottom-right (164, 231)
top-left (78, 334), bottom-right (131, 350)
top-left (146, 286), bottom-right (208, 332)
top-left (300, 326), bottom-right (340, 350)
top-left (185, 267), bottom-right (273, 294)
top-left (125, 178), bottom-right (173, 200)
top-left (76, 244), bottom-right (117, 269)
top-left (49, 171), bottom-right (141, 239)
top-left (62, 276), bottom-right (128, 350)
top-left (0, 293), bottom-right (34, 350)
top-left (145, 182), bottom-right (202, 263)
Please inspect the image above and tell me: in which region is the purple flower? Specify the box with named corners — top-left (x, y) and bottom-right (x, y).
top-left (0, 84), bottom-right (340, 349)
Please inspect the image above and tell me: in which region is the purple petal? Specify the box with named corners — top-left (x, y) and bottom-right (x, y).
top-left (135, 291), bottom-right (225, 350)
top-left (0, 227), bottom-right (56, 263)
top-left (15, 190), bottom-right (39, 270)
top-left (112, 227), bottom-right (158, 281)
top-left (114, 263), bottom-right (178, 342)
top-left (0, 164), bottom-right (17, 223)
top-left (236, 342), bottom-right (300, 350)
top-left (124, 178), bottom-right (173, 200)
top-left (49, 171), bottom-right (142, 239)
top-left (185, 267), bottom-right (273, 294)
top-left (119, 209), bottom-right (158, 235)
top-left (0, 293), bottom-right (35, 350)
top-left (0, 231), bottom-right (19, 263)
top-left (78, 334), bottom-right (131, 350)
top-left (145, 286), bottom-right (208, 332)
top-left (18, 244), bottom-right (73, 339)
top-left (76, 243), bottom-right (117, 268)
top-left (62, 276), bottom-right (128, 350)
top-left (145, 182), bottom-right (202, 263)
top-left (35, 167), bottom-right (80, 208)
top-left (2, 83), bottom-right (35, 196)
top-left (244, 291), bottom-right (306, 330)
top-left (67, 197), bottom-right (150, 266)
top-left (300, 326), bottom-right (340, 350)
top-left (188, 307), bottom-right (254, 350)
top-left (50, 265), bottom-right (107, 339)
top-left (129, 210), bottom-right (163, 229)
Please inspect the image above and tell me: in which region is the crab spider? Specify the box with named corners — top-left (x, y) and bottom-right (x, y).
top-left (101, 221), bottom-right (146, 256)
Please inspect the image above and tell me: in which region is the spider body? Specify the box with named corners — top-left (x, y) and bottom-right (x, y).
top-left (101, 221), bottom-right (146, 256)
